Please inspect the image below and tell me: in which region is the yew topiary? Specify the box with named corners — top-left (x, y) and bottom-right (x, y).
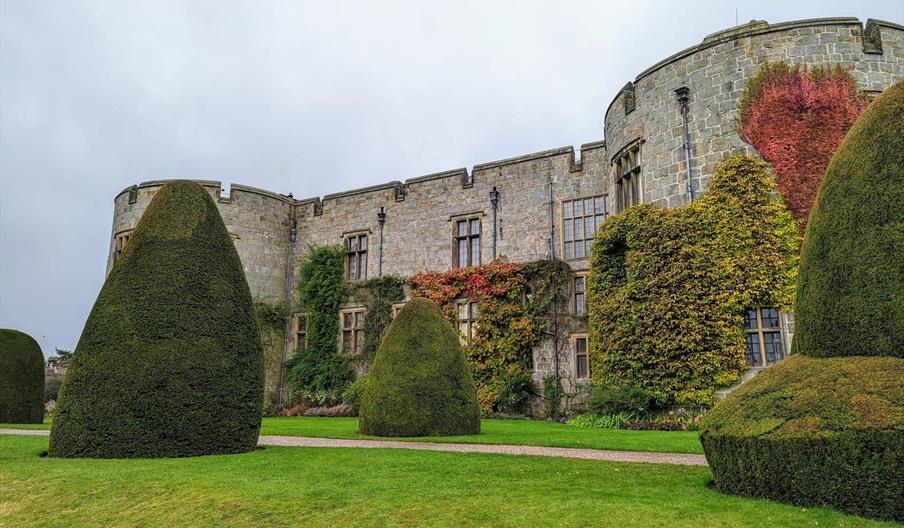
top-left (793, 79), bottom-right (904, 358)
top-left (702, 80), bottom-right (904, 522)
top-left (359, 298), bottom-right (480, 437)
top-left (0, 329), bottom-right (45, 424)
top-left (49, 180), bottom-right (264, 458)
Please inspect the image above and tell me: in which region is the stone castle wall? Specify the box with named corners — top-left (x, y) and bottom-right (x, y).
top-left (107, 16), bottom-right (904, 409)
top-left (605, 17), bottom-right (904, 209)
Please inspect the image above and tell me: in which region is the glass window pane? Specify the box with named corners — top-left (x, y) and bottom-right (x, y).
top-left (743, 309), bottom-right (758, 329)
top-left (356, 311), bottom-right (364, 328)
top-left (745, 334), bottom-right (761, 366)
top-left (596, 214), bottom-right (605, 229)
top-left (585, 217), bottom-right (594, 238)
top-left (471, 238), bottom-right (480, 266)
top-left (574, 276), bottom-right (585, 293)
top-left (458, 303), bottom-right (467, 320)
top-left (574, 199), bottom-right (584, 218)
top-left (764, 332), bottom-right (783, 364)
top-left (577, 356), bottom-right (588, 378)
top-left (470, 218), bottom-right (480, 235)
top-left (458, 239), bottom-right (468, 267)
top-left (575, 241), bottom-right (585, 258)
top-left (594, 197), bottom-right (603, 214)
top-left (574, 219), bottom-right (584, 240)
top-left (360, 235), bottom-right (367, 251)
top-left (761, 308), bottom-right (780, 328)
top-left (563, 201), bottom-right (573, 219)
top-left (575, 293), bottom-right (585, 315)
top-left (585, 240), bottom-right (593, 257)
top-left (584, 198), bottom-right (593, 216)
top-left (458, 220), bottom-right (467, 237)
top-left (360, 253), bottom-right (367, 279)
top-left (342, 330), bottom-right (352, 351)
top-left (348, 256), bottom-right (356, 279)
top-left (470, 303), bottom-right (478, 319)
top-left (563, 219), bottom-right (573, 242)
top-left (564, 242), bottom-right (573, 259)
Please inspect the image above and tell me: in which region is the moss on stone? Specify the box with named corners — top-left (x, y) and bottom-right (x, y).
top-left (0, 329), bottom-right (45, 424)
top-left (49, 180), bottom-right (263, 458)
top-left (792, 79), bottom-right (904, 358)
top-left (359, 298), bottom-right (480, 437)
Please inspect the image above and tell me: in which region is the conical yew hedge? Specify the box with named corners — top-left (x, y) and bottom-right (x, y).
top-left (701, 80), bottom-right (904, 522)
top-left (359, 298), bottom-right (480, 437)
top-left (0, 329), bottom-right (45, 424)
top-left (49, 180), bottom-right (263, 458)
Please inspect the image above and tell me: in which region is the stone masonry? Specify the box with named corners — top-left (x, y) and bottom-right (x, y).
top-left (108, 17), bottom-right (904, 407)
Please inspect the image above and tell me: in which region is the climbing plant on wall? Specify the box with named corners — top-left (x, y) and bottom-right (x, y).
top-left (411, 259), bottom-right (572, 414)
top-left (588, 155), bottom-right (799, 406)
top-left (286, 245), bottom-right (351, 404)
top-left (348, 276), bottom-right (406, 366)
top-left (253, 299), bottom-right (288, 406)
top-left (738, 61), bottom-right (869, 233)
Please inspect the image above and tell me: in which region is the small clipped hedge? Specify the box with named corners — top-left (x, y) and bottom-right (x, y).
top-left (700, 355), bottom-right (903, 521)
top-left (0, 329), bottom-right (45, 423)
top-left (793, 79), bottom-right (904, 358)
top-left (359, 298), bottom-right (480, 437)
top-left (49, 180), bottom-right (263, 458)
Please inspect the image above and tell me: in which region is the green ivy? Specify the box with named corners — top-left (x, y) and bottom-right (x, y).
top-left (287, 245), bottom-right (350, 403)
top-left (253, 299), bottom-right (288, 405)
top-left (348, 276), bottom-right (406, 366)
top-left (588, 155), bottom-right (799, 406)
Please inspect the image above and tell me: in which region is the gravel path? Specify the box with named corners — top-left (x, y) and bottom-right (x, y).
top-left (1, 428), bottom-right (707, 466)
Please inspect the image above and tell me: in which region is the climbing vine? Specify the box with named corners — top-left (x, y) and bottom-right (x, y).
top-left (253, 299), bottom-right (288, 405)
top-left (286, 245), bottom-right (350, 404)
top-left (411, 259), bottom-right (572, 414)
top-left (738, 61), bottom-right (868, 233)
top-left (589, 155), bottom-right (799, 406)
top-left (348, 276), bottom-right (406, 367)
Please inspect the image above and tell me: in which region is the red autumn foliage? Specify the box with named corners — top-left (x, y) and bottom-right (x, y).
top-left (738, 62), bottom-right (868, 234)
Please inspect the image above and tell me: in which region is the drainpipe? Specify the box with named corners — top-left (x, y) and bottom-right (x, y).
top-left (547, 179), bottom-right (560, 420)
top-left (675, 86), bottom-right (696, 202)
top-left (489, 187), bottom-right (499, 261)
top-left (276, 207), bottom-right (298, 410)
top-left (377, 207), bottom-right (386, 277)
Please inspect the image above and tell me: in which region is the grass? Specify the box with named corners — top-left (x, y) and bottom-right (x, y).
top-left (0, 434), bottom-right (893, 528)
top-left (3, 416), bottom-right (704, 454)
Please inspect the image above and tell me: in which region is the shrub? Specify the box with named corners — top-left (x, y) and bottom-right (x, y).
top-left (303, 404), bottom-right (356, 417)
top-left (587, 382), bottom-right (654, 416)
top-left (542, 373), bottom-right (563, 418)
top-left (341, 375), bottom-right (368, 412)
top-left (359, 298), bottom-right (480, 436)
top-left (793, 79), bottom-right (904, 359)
top-left (738, 61), bottom-right (869, 233)
top-left (49, 181), bottom-right (264, 458)
top-left (44, 377), bottom-right (61, 403)
top-left (620, 421), bottom-right (684, 431)
top-left (588, 155), bottom-right (798, 405)
top-left (0, 329), bottom-right (45, 424)
top-left (700, 355), bottom-right (904, 521)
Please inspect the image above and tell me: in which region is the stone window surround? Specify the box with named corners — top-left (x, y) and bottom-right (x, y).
top-left (292, 313), bottom-right (308, 351)
top-left (744, 307), bottom-right (787, 367)
top-left (343, 230), bottom-right (369, 281)
top-left (391, 301), bottom-right (407, 318)
top-left (456, 298), bottom-right (479, 344)
top-left (573, 273), bottom-right (588, 316)
top-left (113, 229), bottom-right (133, 263)
top-left (561, 196), bottom-right (607, 261)
top-left (612, 139), bottom-right (644, 213)
top-left (571, 333), bottom-right (590, 379)
top-left (339, 307), bottom-right (365, 355)
top-left (451, 211), bottom-right (484, 269)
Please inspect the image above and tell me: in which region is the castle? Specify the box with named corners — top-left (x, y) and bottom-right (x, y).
top-left (107, 17), bottom-right (904, 406)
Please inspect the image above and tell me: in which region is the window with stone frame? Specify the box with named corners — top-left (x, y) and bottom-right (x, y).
top-left (391, 301), bottom-right (407, 318)
top-left (573, 334), bottom-right (590, 379)
top-left (744, 308), bottom-right (785, 367)
top-left (293, 313), bottom-right (308, 351)
top-left (573, 274), bottom-right (587, 315)
top-left (456, 300), bottom-right (479, 344)
top-left (563, 197), bottom-right (607, 260)
top-left (345, 233), bottom-right (368, 281)
top-left (453, 217), bottom-right (481, 268)
top-left (340, 309), bottom-right (365, 355)
top-left (113, 230), bottom-right (132, 263)
top-left (613, 143), bottom-right (642, 212)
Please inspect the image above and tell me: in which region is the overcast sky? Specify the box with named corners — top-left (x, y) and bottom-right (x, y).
top-left (2, 0), bottom-right (902, 357)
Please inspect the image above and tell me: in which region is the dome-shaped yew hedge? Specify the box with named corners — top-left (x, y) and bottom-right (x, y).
top-left (702, 80), bottom-right (904, 522)
top-left (792, 79), bottom-right (904, 358)
top-left (359, 298), bottom-right (480, 437)
top-left (0, 329), bottom-right (45, 424)
top-left (49, 180), bottom-right (264, 458)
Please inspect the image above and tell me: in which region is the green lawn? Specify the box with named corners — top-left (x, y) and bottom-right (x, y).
top-left (0, 434), bottom-right (891, 528)
top-left (2, 416), bottom-right (704, 454)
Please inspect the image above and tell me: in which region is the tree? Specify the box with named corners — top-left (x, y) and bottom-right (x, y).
top-left (0, 329), bottom-right (45, 424)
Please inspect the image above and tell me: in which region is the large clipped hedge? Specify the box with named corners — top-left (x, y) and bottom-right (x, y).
top-left (700, 355), bottom-right (903, 521)
top-left (359, 298), bottom-right (480, 437)
top-left (702, 81), bottom-right (904, 522)
top-left (792, 79), bottom-right (904, 359)
top-left (588, 154), bottom-right (798, 405)
top-left (0, 329), bottom-right (45, 424)
top-left (49, 181), bottom-right (264, 458)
